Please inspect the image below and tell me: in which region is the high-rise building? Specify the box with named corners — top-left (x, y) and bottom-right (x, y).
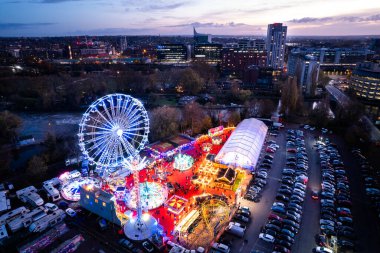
top-left (194, 27), bottom-right (212, 44)
top-left (120, 36), bottom-right (127, 53)
top-left (266, 23), bottom-right (287, 69)
top-left (288, 53), bottom-right (320, 95)
top-left (193, 43), bottom-right (223, 65)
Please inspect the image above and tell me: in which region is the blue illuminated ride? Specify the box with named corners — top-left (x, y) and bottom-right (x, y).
top-left (78, 94), bottom-right (150, 171)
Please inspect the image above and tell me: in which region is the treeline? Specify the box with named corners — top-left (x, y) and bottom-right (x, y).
top-left (0, 62), bottom-right (222, 111)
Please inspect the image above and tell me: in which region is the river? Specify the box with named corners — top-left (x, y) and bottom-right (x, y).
top-left (17, 112), bottom-right (83, 142)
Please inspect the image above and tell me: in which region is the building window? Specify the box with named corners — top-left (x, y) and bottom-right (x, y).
top-left (86, 194), bottom-right (89, 199)
top-left (95, 199), bottom-right (98, 203)
top-left (103, 202), bottom-right (106, 207)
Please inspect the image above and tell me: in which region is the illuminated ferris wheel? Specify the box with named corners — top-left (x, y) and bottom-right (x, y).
top-left (78, 94), bottom-right (149, 169)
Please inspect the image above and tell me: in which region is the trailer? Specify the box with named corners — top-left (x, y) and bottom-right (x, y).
top-left (29, 209), bottom-right (66, 233)
top-left (16, 186), bottom-right (44, 207)
top-left (18, 223), bottom-right (69, 253)
top-left (43, 181), bottom-right (61, 202)
top-left (51, 234), bottom-right (85, 253)
top-left (7, 207), bottom-right (47, 233)
top-left (0, 207), bottom-right (29, 226)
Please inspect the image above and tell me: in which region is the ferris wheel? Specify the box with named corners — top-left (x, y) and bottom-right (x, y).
top-left (78, 94), bottom-right (149, 168)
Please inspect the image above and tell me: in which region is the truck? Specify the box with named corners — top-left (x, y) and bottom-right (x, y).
top-left (225, 223), bottom-right (245, 238)
top-left (29, 209), bottom-right (66, 233)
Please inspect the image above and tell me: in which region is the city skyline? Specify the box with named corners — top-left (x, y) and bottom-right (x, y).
top-left (1, 0), bottom-right (380, 37)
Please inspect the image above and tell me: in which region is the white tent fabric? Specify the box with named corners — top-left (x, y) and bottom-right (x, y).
top-left (215, 118), bottom-right (268, 170)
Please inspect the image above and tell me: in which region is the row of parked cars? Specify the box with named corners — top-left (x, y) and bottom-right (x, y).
top-left (314, 138), bottom-right (356, 253)
top-left (244, 138), bottom-right (279, 203)
top-left (352, 148), bottom-right (380, 221)
top-left (258, 129), bottom-right (309, 253)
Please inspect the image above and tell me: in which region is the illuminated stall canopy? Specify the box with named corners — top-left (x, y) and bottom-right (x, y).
top-left (215, 118), bottom-right (268, 170)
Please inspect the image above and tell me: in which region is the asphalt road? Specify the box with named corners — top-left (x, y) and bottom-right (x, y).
top-left (222, 127), bottom-right (287, 253)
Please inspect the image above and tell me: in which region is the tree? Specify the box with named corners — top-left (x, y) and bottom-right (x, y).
top-left (318, 71), bottom-right (331, 87)
top-left (27, 156), bottom-right (48, 177)
top-left (183, 102), bottom-right (211, 134)
top-left (309, 64), bottom-right (319, 96)
top-left (191, 62), bottom-right (219, 87)
top-left (259, 99), bottom-right (276, 118)
top-left (0, 111), bottom-right (22, 145)
top-left (280, 77), bottom-right (299, 115)
top-left (226, 111), bottom-right (241, 127)
top-left (178, 68), bottom-right (204, 95)
top-left (309, 99), bottom-right (331, 128)
top-left (149, 106), bottom-right (182, 141)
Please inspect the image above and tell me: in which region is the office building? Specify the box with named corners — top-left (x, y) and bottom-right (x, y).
top-left (156, 44), bottom-right (189, 63)
top-left (221, 48), bottom-right (267, 77)
top-left (266, 23), bottom-right (287, 69)
top-left (193, 43), bottom-right (223, 65)
top-left (238, 39), bottom-right (266, 51)
top-left (194, 27), bottom-right (212, 44)
top-left (350, 61), bottom-right (380, 101)
top-left (290, 47), bottom-right (373, 66)
top-left (242, 66), bottom-right (275, 92)
top-left (288, 53), bottom-right (320, 96)
top-left (79, 184), bottom-right (122, 226)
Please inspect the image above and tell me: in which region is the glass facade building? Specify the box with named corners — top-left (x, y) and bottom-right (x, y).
top-left (193, 43), bottom-right (223, 65)
top-left (156, 44), bottom-right (189, 63)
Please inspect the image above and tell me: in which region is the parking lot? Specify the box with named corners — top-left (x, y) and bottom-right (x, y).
top-left (218, 126), bottom-right (287, 253)
top-left (215, 124), bottom-right (380, 253)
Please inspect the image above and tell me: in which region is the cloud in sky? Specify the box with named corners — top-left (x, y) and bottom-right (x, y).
top-left (1, 0), bottom-right (380, 36)
top-left (71, 27), bottom-right (156, 36)
top-left (289, 13), bottom-right (380, 23)
top-left (166, 22), bottom-right (251, 28)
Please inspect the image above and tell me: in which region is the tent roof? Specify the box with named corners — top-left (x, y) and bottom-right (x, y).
top-left (215, 118), bottom-right (268, 170)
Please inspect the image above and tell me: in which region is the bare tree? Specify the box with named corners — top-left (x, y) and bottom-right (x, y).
top-left (183, 102), bottom-right (212, 134)
top-left (309, 98), bottom-right (331, 128)
top-left (0, 111), bottom-right (22, 145)
top-left (149, 106), bottom-right (182, 141)
top-left (178, 68), bottom-right (204, 95)
top-left (280, 77), bottom-right (299, 115)
top-left (27, 156), bottom-right (48, 177)
top-left (226, 111), bottom-right (241, 127)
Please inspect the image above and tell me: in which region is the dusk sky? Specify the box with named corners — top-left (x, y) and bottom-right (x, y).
top-left (1, 0), bottom-right (380, 37)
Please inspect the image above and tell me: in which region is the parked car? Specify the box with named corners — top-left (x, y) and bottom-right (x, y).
top-left (259, 233), bottom-right (275, 243)
top-left (65, 208), bottom-right (77, 217)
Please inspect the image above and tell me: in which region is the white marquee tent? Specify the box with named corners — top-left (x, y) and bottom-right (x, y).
top-left (215, 118), bottom-right (268, 170)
